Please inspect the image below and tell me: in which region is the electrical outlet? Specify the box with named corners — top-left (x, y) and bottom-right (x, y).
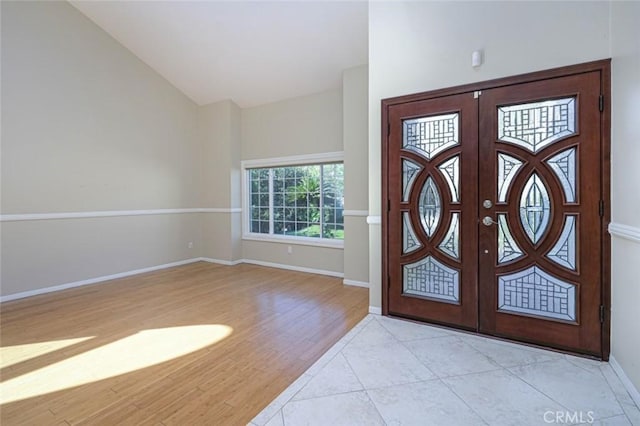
top-left (188, 242), bottom-right (193, 249)
top-left (287, 246), bottom-right (293, 255)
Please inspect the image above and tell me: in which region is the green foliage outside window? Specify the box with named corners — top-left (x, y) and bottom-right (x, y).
top-left (249, 163), bottom-right (344, 240)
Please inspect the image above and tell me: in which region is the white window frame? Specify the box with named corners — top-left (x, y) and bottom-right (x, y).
top-left (241, 151), bottom-right (345, 249)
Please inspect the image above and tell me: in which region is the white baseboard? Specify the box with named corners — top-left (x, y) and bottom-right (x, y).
top-left (343, 279), bottom-right (369, 288)
top-left (1, 257), bottom-right (346, 303)
top-left (240, 259), bottom-right (344, 278)
top-left (200, 257), bottom-right (243, 266)
top-left (0, 258), bottom-right (202, 303)
top-left (369, 306), bottom-right (382, 315)
top-left (609, 355), bottom-right (640, 408)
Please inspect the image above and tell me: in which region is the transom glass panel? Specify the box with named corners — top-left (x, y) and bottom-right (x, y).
top-left (403, 114), bottom-right (459, 160)
top-left (547, 215), bottom-right (577, 270)
top-left (403, 212), bottom-right (421, 254)
top-left (402, 159), bottom-right (422, 202)
top-left (419, 176), bottom-right (441, 237)
top-left (498, 97), bottom-right (576, 153)
top-left (438, 213), bottom-right (460, 259)
top-left (438, 156), bottom-right (460, 203)
top-left (497, 153), bottom-right (523, 203)
top-left (520, 173), bottom-right (551, 244)
top-left (498, 266), bottom-right (576, 321)
top-left (497, 214), bottom-right (524, 264)
top-left (546, 148), bottom-right (577, 203)
top-left (403, 256), bottom-right (460, 303)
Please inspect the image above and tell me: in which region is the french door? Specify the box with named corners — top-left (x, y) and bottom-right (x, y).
top-left (382, 61), bottom-right (610, 358)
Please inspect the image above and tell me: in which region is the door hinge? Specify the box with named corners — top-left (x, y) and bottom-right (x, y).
top-left (387, 275), bottom-right (391, 289)
top-left (599, 94), bottom-right (604, 112)
top-left (388, 199), bottom-right (391, 212)
top-left (474, 90), bottom-right (482, 99)
top-left (387, 122), bottom-right (391, 136)
top-left (599, 200), bottom-right (605, 217)
top-left (600, 305), bottom-right (605, 323)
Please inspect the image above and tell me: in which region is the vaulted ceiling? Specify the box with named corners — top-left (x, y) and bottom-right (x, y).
top-left (70, 1), bottom-right (368, 108)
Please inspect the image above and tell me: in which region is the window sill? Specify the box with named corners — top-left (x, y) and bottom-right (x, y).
top-left (242, 233), bottom-right (344, 249)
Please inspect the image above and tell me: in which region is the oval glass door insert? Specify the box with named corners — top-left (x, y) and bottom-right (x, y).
top-left (519, 173), bottom-right (551, 244)
top-left (419, 176), bottom-right (441, 237)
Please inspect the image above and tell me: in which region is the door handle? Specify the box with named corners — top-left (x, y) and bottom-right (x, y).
top-left (482, 216), bottom-right (498, 226)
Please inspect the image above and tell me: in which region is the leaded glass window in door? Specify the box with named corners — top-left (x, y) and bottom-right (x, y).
top-left (403, 114), bottom-right (459, 160)
top-left (497, 98), bottom-right (576, 153)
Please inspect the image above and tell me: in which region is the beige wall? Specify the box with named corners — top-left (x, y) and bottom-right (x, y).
top-left (343, 65), bottom-right (369, 284)
top-left (240, 90), bottom-right (345, 274)
top-left (368, 0), bottom-right (638, 392)
top-left (0, 1), bottom-right (201, 296)
top-left (198, 100), bottom-right (242, 262)
top-left (241, 89), bottom-right (343, 160)
top-left (610, 0), bottom-right (640, 394)
top-left (1, 214), bottom-right (202, 296)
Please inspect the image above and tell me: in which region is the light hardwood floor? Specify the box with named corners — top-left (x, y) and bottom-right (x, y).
top-left (0, 262), bottom-right (368, 425)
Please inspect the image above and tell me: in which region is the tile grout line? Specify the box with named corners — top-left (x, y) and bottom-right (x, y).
top-left (438, 376), bottom-right (492, 426)
top-left (255, 314), bottom-right (375, 425)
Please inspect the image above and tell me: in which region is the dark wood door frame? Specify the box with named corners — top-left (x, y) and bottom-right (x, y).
top-left (381, 59), bottom-right (611, 360)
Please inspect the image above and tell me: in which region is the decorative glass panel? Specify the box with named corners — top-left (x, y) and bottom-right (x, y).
top-left (438, 213), bottom-right (460, 259)
top-left (547, 215), bottom-right (577, 270)
top-left (498, 153), bottom-right (523, 203)
top-left (546, 148), bottom-right (577, 203)
top-left (498, 266), bottom-right (576, 321)
top-left (520, 173), bottom-right (551, 244)
top-left (403, 212), bottom-right (421, 254)
top-left (402, 159), bottom-right (422, 202)
top-left (497, 214), bottom-right (524, 263)
top-left (403, 256), bottom-right (460, 303)
top-left (438, 156), bottom-right (460, 203)
top-left (498, 97), bottom-right (576, 153)
top-left (419, 176), bottom-right (441, 237)
top-left (403, 114), bottom-right (459, 160)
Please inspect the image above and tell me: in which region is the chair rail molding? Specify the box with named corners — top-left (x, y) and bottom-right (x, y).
top-left (609, 222), bottom-right (640, 243)
top-left (0, 208), bottom-right (242, 222)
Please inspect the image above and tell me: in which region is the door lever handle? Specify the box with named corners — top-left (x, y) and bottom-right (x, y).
top-left (482, 216), bottom-right (498, 226)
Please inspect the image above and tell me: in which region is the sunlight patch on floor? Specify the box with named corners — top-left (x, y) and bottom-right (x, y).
top-left (0, 336), bottom-right (95, 369)
top-left (0, 324), bottom-right (233, 404)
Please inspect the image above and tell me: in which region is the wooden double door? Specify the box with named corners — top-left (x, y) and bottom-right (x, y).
top-left (382, 61), bottom-right (610, 358)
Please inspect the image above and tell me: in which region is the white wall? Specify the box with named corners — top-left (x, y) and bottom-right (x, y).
top-left (240, 90), bottom-right (345, 274)
top-left (1, 1), bottom-right (201, 296)
top-left (368, 0), bottom-right (639, 393)
top-left (610, 0), bottom-right (640, 396)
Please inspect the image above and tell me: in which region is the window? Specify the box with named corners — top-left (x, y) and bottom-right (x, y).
top-left (242, 153), bottom-right (344, 247)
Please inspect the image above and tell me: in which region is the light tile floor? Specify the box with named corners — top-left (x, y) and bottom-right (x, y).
top-left (250, 315), bottom-right (640, 426)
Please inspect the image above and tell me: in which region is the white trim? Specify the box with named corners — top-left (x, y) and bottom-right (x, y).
top-left (241, 151), bottom-right (344, 169)
top-left (0, 258), bottom-right (201, 303)
top-left (200, 208), bottom-right (242, 214)
top-left (367, 215), bottom-right (382, 225)
top-left (243, 233), bottom-right (344, 249)
top-left (0, 208), bottom-right (241, 222)
top-left (343, 279), bottom-right (369, 288)
top-left (241, 259), bottom-right (344, 278)
top-left (343, 210), bottom-right (369, 217)
top-left (200, 257), bottom-right (244, 266)
top-left (609, 222), bottom-right (640, 243)
top-left (369, 306), bottom-right (382, 315)
top-left (609, 355), bottom-right (640, 408)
